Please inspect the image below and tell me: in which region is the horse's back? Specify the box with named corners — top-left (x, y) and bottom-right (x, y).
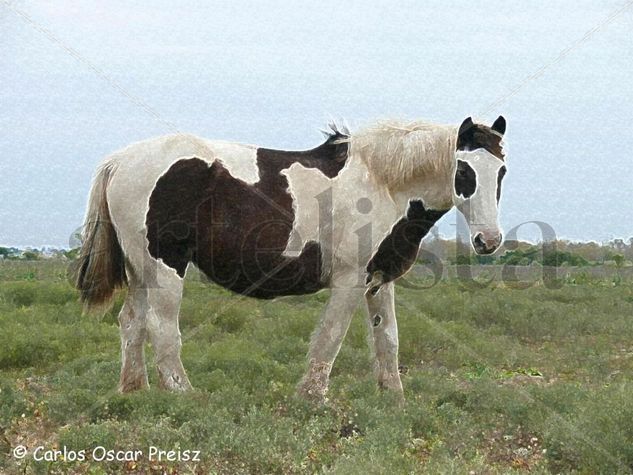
top-left (108, 134), bottom-right (260, 186)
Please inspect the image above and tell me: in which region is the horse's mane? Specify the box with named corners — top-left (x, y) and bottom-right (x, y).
top-left (348, 120), bottom-right (457, 189)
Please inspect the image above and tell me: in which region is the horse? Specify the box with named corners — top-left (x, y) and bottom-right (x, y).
top-left (74, 115), bottom-right (507, 403)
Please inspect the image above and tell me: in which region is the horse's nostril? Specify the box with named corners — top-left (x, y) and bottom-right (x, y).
top-left (473, 232), bottom-right (500, 254)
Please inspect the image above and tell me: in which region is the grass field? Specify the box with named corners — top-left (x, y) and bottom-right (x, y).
top-left (1, 260), bottom-right (633, 474)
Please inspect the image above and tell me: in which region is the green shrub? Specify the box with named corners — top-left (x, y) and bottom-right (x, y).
top-left (543, 383), bottom-right (633, 473)
top-left (0, 382), bottom-right (28, 426)
top-left (0, 332), bottom-right (63, 369)
top-left (542, 250), bottom-right (589, 267)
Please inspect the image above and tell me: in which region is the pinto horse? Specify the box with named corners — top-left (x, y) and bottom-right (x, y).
top-left (75, 116), bottom-right (507, 403)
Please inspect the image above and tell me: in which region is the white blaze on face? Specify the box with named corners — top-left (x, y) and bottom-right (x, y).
top-left (453, 149), bottom-right (506, 254)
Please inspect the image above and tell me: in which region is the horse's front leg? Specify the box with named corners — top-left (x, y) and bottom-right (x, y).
top-left (297, 282), bottom-right (364, 404)
top-left (364, 281), bottom-right (404, 403)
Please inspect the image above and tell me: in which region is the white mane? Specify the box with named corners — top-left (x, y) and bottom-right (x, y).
top-left (349, 120), bottom-right (457, 190)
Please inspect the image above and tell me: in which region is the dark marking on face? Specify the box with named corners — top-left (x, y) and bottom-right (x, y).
top-left (366, 200), bottom-right (447, 285)
top-left (145, 131), bottom-right (349, 299)
top-left (496, 166), bottom-right (506, 203)
top-left (457, 117), bottom-right (505, 160)
top-left (373, 314), bottom-right (382, 327)
top-left (454, 159), bottom-right (477, 199)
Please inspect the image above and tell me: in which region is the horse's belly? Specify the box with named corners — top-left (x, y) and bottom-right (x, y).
top-left (196, 241), bottom-right (326, 299)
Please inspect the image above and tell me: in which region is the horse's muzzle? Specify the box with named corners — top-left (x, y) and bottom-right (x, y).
top-left (472, 232), bottom-right (502, 255)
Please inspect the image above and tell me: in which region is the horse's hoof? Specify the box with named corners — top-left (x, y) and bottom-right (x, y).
top-left (118, 373), bottom-right (149, 393)
top-left (378, 380), bottom-right (405, 406)
top-left (118, 380), bottom-right (149, 393)
top-left (158, 373), bottom-right (193, 392)
top-left (296, 383), bottom-right (328, 406)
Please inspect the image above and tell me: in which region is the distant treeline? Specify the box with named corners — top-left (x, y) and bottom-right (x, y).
top-left (0, 247), bottom-right (79, 261)
top-left (2, 238), bottom-right (632, 268)
top-left (423, 238), bottom-right (633, 267)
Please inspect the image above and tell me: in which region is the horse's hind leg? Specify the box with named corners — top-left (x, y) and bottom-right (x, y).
top-left (118, 284), bottom-right (149, 392)
top-left (145, 266), bottom-right (192, 391)
top-left (364, 282), bottom-right (404, 403)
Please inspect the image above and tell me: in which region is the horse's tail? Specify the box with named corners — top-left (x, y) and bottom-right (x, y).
top-left (74, 161), bottom-right (127, 312)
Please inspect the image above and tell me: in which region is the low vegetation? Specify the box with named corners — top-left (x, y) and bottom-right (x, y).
top-left (445, 238), bottom-right (632, 267)
top-left (4, 237), bottom-right (633, 268)
top-left (1, 260), bottom-right (633, 473)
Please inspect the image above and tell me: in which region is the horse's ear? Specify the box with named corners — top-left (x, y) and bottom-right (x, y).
top-left (491, 115), bottom-right (506, 136)
top-left (458, 117), bottom-right (473, 137)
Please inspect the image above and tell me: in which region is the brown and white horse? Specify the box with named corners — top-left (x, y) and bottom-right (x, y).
top-left (75, 116), bottom-right (507, 403)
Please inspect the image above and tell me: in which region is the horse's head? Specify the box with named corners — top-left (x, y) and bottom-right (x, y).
top-left (452, 116), bottom-right (507, 255)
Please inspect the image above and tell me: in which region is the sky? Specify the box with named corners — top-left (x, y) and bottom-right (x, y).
top-left (1, 0), bottom-right (632, 247)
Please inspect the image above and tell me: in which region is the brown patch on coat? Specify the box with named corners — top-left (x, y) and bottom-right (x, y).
top-left (146, 132), bottom-right (349, 298)
top-left (366, 200), bottom-right (447, 290)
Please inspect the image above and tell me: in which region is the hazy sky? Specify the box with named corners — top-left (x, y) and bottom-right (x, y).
top-left (1, 1), bottom-right (632, 247)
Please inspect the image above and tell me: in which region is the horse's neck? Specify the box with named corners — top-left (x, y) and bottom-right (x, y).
top-left (341, 143), bottom-right (454, 217)
top-left (391, 174), bottom-right (454, 212)
top-left (322, 159), bottom-right (451, 276)
top-left (339, 157), bottom-right (453, 215)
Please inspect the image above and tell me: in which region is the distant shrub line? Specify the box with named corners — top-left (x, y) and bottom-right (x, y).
top-left (426, 239), bottom-right (632, 267)
top-left (451, 249), bottom-right (593, 267)
top-left (2, 238), bottom-right (631, 269)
